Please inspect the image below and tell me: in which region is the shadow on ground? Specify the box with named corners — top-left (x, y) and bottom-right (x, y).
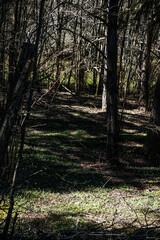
top-left (6, 91), bottom-right (159, 239)
top-left (8, 212), bottom-right (160, 239)
top-left (16, 91), bottom-right (160, 193)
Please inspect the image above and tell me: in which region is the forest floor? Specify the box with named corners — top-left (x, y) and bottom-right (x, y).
top-left (12, 90), bottom-right (160, 239)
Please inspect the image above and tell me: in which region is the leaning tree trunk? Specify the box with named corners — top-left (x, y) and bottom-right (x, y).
top-left (0, 43), bottom-right (34, 178)
top-left (106, 0), bottom-right (119, 165)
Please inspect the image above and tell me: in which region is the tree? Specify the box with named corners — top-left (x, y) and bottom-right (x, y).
top-left (152, 71), bottom-right (160, 126)
top-left (106, 0), bottom-right (119, 165)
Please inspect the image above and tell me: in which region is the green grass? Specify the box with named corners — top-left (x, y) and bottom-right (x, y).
top-left (1, 185), bottom-right (160, 237)
top-left (1, 93), bottom-right (160, 239)
top-left (12, 122), bottom-right (160, 237)
top-left (13, 186), bottom-right (160, 236)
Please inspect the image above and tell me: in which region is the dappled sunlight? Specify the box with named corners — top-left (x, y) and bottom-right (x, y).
top-left (120, 142), bottom-right (143, 148)
top-left (9, 92), bottom-right (160, 238)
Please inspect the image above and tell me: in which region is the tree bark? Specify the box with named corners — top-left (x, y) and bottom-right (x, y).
top-left (0, 43), bottom-right (34, 177)
top-left (139, 16), bottom-right (153, 110)
top-left (152, 72), bottom-right (160, 126)
top-left (106, 0), bottom-right (119, 165)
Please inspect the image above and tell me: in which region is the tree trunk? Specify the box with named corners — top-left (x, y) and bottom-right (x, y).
top-left (139, 16), bottom-right (153, 110)
top-left (106, 0), bottom-right (119, 165)
top-left (55, 0), bottom-right (63, 88)
top-left (0, 43), bottom-right (34, 177)
top-left (0, 0), bottom-right (5, 84)
top-left (7, 1), bottom-right (20, 105)
top-left (152, 72), bottom-right (160, 126)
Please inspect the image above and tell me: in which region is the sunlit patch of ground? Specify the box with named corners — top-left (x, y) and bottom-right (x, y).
top-left (15, 187), bottom-right (160, 236)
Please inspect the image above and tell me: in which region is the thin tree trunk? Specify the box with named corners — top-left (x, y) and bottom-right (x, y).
top-left (152, 71), bottom-right (160, 126)
top-left (139, 16), bottom-right (153, 110)
top-left (0, 46), bottom-right (34, 177)
top-left (7, 1), bottom-right (20, 105)
top-left (101, 0), bottom-right (108, 110)
top-left (55, 0), bottom-right (63, 88)
top-left (0, 0), bottom-right (5, 84)
top-left (1, 0), bottom-right (45, 236)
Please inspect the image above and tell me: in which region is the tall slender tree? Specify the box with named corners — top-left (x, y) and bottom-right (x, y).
top-left (106, 0), bottom-right (119, 165)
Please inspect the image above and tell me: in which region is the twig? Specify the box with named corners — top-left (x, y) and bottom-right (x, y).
top-left (31, 82), bottom-right (56, 108)
top-left (63, 231), bottom-right (125, 240)
top-left (30, 123), bottom-right (47, 128)
top-left (121, 192), bottom-right (143, 228)
top-left (17, 170), bottom-right (44, 185)
top-left (56, 173), bottom-right (73, 184)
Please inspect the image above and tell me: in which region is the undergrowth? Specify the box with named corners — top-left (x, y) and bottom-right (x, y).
top-left (0, 92), bottom-right (160, 239)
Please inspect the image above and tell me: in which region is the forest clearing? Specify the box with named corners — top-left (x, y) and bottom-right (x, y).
top-left (1, 90), bottom-right (160, 239)
top-left (0, 0), bottom-right (160, 239)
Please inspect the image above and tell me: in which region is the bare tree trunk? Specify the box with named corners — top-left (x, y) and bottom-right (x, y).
top-left (55, 0), bottom-right (64, 89)
top-left (77, 0), bottom-right (85, 94)
top-left (145, 71), bottom-right (160, 166)
top-left (152, 71), bottom-right (160, 126)
top-left (0, 44), bottom-right (34, 177)
top-left (139, 16), bottom-right (153, 110)
top-left (7, 1), bottom-right (21, 106)
top-left (102, 38), bottom-right (107, 110)
top-left (0, 0), bottom-right (5, 84)
top-left (106, 0), bottom-right (119, 165)
top-left (101, 0), bottom-right (108, 110)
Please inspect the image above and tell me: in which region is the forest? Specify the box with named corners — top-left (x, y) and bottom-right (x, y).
top-left (0, 0), bottom-right (160, 239)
